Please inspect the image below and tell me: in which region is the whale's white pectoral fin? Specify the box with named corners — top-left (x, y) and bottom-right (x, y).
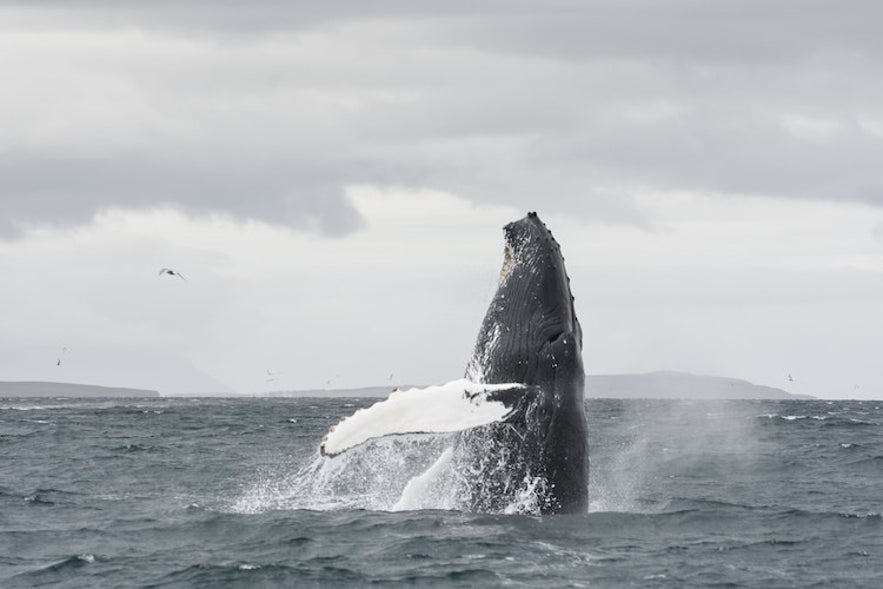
top-left (320, 379), bottom-right (530, 456)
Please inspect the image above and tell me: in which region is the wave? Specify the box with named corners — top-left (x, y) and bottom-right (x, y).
top-left (7, 553), bottom-right (98, 586)
top-left (108, 443), bottom-right (163, 453)
top-left (149, 560), bottom-right (501, 587)
top-left (0, 404), bottom-right (69, 411)
top-left (760, 414), bottom-right (878, 427)
top-left (21, 488), bottom-right (84, 506)
top-left (845, 455), bottom-right (883, 468)
top-left (824, 418), bottom-right (878, 427)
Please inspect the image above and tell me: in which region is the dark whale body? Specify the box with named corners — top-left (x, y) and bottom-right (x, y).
top-left (319, 211), bottom-right (587, 514)
top-left (462, 211), bottom-right (588, 514)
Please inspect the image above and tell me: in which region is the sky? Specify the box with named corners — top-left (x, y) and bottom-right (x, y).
top-left (1, 1), bottom-right (882, 398)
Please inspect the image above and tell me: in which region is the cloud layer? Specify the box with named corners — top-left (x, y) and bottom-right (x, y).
top-left (2, 1), bottom-right (882, 235)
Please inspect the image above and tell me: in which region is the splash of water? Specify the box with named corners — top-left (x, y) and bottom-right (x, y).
top-left (233, 427), bottom-right (551, 515)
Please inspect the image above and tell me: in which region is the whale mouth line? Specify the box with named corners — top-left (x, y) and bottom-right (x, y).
top-left (546, 330), bottom-right (566, 345)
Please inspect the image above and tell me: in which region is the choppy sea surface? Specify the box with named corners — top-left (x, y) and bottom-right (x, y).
top-left (2, 395), bottom-right (882, 588)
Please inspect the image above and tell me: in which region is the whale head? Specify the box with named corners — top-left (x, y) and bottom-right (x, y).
top-left (467, 211), bottom-right (583, 389)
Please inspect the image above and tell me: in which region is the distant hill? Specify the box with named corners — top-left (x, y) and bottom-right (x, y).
top-left (0, 372), bottom-right (810, 400)
top-left (270, 372), bottom-right (811, 400)
top-left (0, 381), bottom-right (160, 398)
top-left (586, 371), bottom-right (811, 400)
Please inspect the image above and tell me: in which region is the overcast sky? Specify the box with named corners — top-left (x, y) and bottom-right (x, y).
top-left (1, 1), bottom-right (881, 398)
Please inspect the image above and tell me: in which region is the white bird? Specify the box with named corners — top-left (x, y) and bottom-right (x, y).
top-left (159, 268), bottom-right (186, 280)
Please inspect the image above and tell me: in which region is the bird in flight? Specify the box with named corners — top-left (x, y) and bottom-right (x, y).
top-left (159, 268), bottom-right (186, 280)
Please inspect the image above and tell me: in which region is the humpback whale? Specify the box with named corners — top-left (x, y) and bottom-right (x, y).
top-left (321, 212), bottom-right (588, 514)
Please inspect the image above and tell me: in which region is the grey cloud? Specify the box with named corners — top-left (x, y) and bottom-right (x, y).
top-left (438, 2), bottom-right (883, 66)
top-left (530, 110), bottom-right (883, 202)
top-left (0, 157), bottom-right (363, 236)
top-left (8, 0), bottom-right (882, 63)
top-left (0, 1), bottom-right (502, 36)
top-left (1, 1), bottom-right (882, 235)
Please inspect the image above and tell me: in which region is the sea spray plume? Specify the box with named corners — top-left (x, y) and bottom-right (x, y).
top-left (307, 212), bottom-right (588, 514)
top-left (587, 398), bottom-right (762, 513)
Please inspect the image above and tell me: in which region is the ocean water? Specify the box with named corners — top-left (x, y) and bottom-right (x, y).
top-left (2, 395), bottom-right (882, 588)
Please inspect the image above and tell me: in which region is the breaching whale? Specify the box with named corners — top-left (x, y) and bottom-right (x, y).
top-left (321, 212), bottom-right (588, 514)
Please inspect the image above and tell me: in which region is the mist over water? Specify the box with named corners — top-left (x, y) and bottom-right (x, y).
top-left (2, 395), bottom-right (882, 587)
top-left (589, 398), bottom-right (763, 513)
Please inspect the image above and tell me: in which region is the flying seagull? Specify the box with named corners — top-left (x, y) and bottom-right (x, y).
top-left (159, 268), bottom-right (186, 280)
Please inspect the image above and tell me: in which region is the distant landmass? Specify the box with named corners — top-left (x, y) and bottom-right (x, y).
top-left (0, 372), bottom-right (810, 399)
top-left (586, 371), bottom-right (812, 400)
top-left (0, 381), bottom-right (160, 398)
top-left (268, 371), bottom-right (811, 400)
